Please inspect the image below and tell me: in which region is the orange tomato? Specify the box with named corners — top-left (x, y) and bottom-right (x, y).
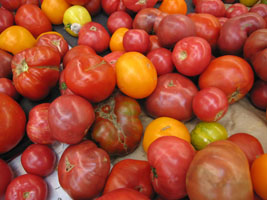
top-left (251, 153), bottom-right (267, 200)
top-left (36, 31), bottom-right (64, 40)
top-left (41, 0), bottom-right (71, 25)
top-left (143, 117), bottom-right (191, 152)
top-left (0, 25), bottom-right (36, 55)
top-left (116, 52), bottom-right (157, 99)
top-left (159, 0), bottom-right (187, 15)
top-left (109, 27), bottom-right (128, 52)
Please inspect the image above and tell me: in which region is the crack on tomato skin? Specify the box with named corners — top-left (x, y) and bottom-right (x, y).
top-left (228, 88), bottom-right (241, 103)
top-left (214, 110), bottom-right (224, 121)
top-left (23, 191), bottom-right (30, 199)
top-left (85, 60), bottom-right (106, 72)
top-left (161, 125), bottom-right (171, 131)
top-left (90, 26), bottom-right (97, 31)
top-left (179, 50), bottom-right (187, 61)
top-left (65, 157), bottom-right (75, 172)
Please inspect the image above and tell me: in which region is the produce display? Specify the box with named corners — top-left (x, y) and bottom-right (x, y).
top-left (0, 0), bottom-right (267, 199)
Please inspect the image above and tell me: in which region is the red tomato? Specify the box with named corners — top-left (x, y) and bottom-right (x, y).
top-left (218, 16), bottom-right (228, 26)
top-left (148, 136), bottom-right (195, 200)
top-left (64, 55), bottom-right (116, 103)
top-left (195, 0), bottom-right (226, 17)
top-left (97, 188), bottom-right (150, 200)
top-left (153, 11), bottom-right (168, 34)
top-left (48, 95), bottom-right (95, 144)
top-left (250, 4), bottom-right (267, 20)
top-left (59, 69), bottom-right (75, 95)
top-left (84, 0), bottom-right (101, 16)
top-left (123, 29), bottom-right (150, 53)
top-left (103, 159), bottom-right (153, 197)
top-left (0, 93), bottom-right (26, 154)
top-left (21, 144), bottom-right (56, 177)
top-left (0, 159), bottom-right (13, 198)
top-left (58, 140), bottom-right (110, 200)
top-left (0, 7), bottom-right (14, 33)
top-left (20, 0), bottom-right (39, 6)
top-left (123, 0), bottom-right (158, 12)
top-left (78, 22), bottom-right (111, 53)
top-left (103, 50), bottom-right (124, 70)
top-left (228, 133), bottom-right (264, 167)
top-left (198, 55), bottom-right (254, 104)
top-left (11, 46), bottom-right (61, 101)
top-left (0, 49), bottom-right (12, 78)
top-left (0, 0), bottom-right (21, 11)
top-left (107, 11), bottom-right (133, 34)
top-left (101, 0), bottom-right (126, 15)
top-left (148, 35), bottom-right (161, 51)
top-left (0, 78), bottom-right (19, 100)
top-left (250, 79), bottom-right (267, 110)
top-left (225, 3), bottom-right (248, 18)
top-left (192, 87), bottom-right (229, 122)
top-left (27, 103), bottom-right (55, 145)
top-left (5, 174), bottom-right (48, 200)
top-left (65, 0), bottom-right (89, 5)
top-left (172, 36), bottom-right (211, 76)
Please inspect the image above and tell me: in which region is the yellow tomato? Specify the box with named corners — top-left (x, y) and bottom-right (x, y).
top-left (36, 31), bottom-right (64, 40)
top-left (0, 25), bottom-right (36, 55)
top-left (116, 52), bottom-right (157, 99)
top-left (143, 117), bottom-right (191, 152)
top-left (109, 28), bottom-right (128, 52)
top-left (41, 0), bottom-right (71, 25)
top-left (63, 5), bottom-right (92, 37)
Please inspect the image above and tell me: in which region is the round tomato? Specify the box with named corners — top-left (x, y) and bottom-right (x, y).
top-left (195, 0), bottom-right (226, 17)
top-left (0, 49), bottom-right (12, 78)
top-left (0, 159), bottom-right (13, 198)
top-left (250, 79), bottom-right (267, 110)
top-left (225, 3), bottom-right (248, 18)
top-left (0, 0), bottom-right (21, 11)
top-left (0, 7), bottom-right (14, 33)
top-left (159, 0), bottom-right (187, 15)
top-left (0, 78), bottom-right (19, 100)
top-left (101, 0), bottom-right (126, 15)
top-left (97, 188), bottom-right (150, 200)
top-left (84, 0), bottom-right (101, 16)
top-left (107, 11), bottom-right (133, 34)
top-left (109, 27), bottom-right (128, 52)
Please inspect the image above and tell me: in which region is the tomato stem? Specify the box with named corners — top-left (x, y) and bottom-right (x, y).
top-left (138, 0), bottom-right (147, 4)
top-left (90, 26), bottom-right (97, 31)
top-left (65, 157), bottom-right (75, 172)
top-left (179, 51), bottom-right (187, 61)
top-left (152, 167), bottom-right (158, 179)
top-left (85, 60), bottom-right (106, 71)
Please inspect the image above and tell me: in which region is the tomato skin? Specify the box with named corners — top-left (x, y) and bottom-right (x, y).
top-left (195, 0), bottom-right (226, 17)
top-left (0, 49), bottom-right (12, 78)
top-left (0, 7), bottom-right (14, 33)
top-left (250, 79), bottom-right (267, 110)
top-left (225, 3), bottom-right (248, 18)
top-left (123, 0), bottom-right (158, 12)
top-left (101, 0), bottom-right (126, 15)
top-left (65, 0), bottom-right (89, 5)
top-left (249, 4), bottom-right (267, 20)
top-left (58, 140), bottom-right (110, 200)
top-left (159, 0), bottom-right (188, 15)
top-left (107, 11), bottom-right (133, 34)
top-left (0, 93), bottom-right (26, 154)
top-left (103, 50), bottom-right (125, 70)
top-left (148, 35), bottom-right (162, 52)
top-left (0, 78), bottom-right (19, 100)
top-left (0, 0), bottom-right (21, 11)
top-left (59, 70), bottom-right (75, 95)
top-left (5, 174), bottom-right (48, 200)
top-left (48, 95), bottom-right (95, 144)
top-left (148, 136), bottom-right (195, 200)
top-left (20, 0), bottom-right (39, 6)
top-left (97, 188), bottom-right (150, 200)
top-left (0, 159), bottom-right (13, 198)
top-left (84, 0), bottom-right (101, 16)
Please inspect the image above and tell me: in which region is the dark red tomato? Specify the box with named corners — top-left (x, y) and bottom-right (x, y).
top-left (218, 17), bottom-right (228, 26)
top-left (107, 11), bottom-right (133, 34)
top-left (0, 7), bottom-right (14, 33)
top-left (153, 11), bottom-right (168, 34)
top-left (250, 4), bottom-right (267, 20)
top-left (64, 55), bottom-right (116, 103)
top-left (78, 22), bottom-right (111, 53)
top-left (20, 0), bottom-right (39, 6)
top-left (252, 49), bottom-right (267, 81)
top-left (147, 136), bottom-right (195, 200)
top-left (198, 55), bottom-right (254, 104)
top-left (0, 159), bottom-right (13, 198)
top-left (192, 87), bottom-right (229, 122)
top-left (228, 133), bottom-right (264, 167)
top-left (123, 29), bottom-right (150, 53)
top-left (195, 0), bottom-right (226, 17)
top-left (103, 159), bottom-right (153, 197)
top-left (0, 0), bottom-right (20, 11)
top-left (11, 46), bottom-right (61, 101)
top-left (97, 188), bottom-right (150, 200)
top-left (0, 78), bottom-right (19, 100)
top-left (157, 14), bottom-right (196, 48)
top-left (0, 49), bottom-right (12, 78)
top-left (5, 174), bottom-right (48, 200)
top-left (65, 0), bottom-right (89, 5)
top-left (26, 103), bottom-right (55, 145)
top-left (92, 92), bottom-right (143, 156)
top-left (225, 3), bottom-right (248, 18)
top-left (15, 4), bottom-right (52, 38)
top-left (123, 0), bottom-right (158, 12)
top-left (147, 48), bottom-right (174, 76)
top-left (36, 33), bottom-right (69, 58)
top-left (21, 144), bottom-right (56, 177)
top-left (103, 50), bottom-right (124, 70)
top-left (148, 35), bottom-right (161, 51)
top-left (84, 0), bottom-right (101, 16)
top-left (145, 73), bottom-right (198, 122)
top-left (58, 140), bottom-right (110, 200)
top-left (250, 79), bottom-right (267, 110)
top-left (101, 0), bottom-right (126, 15)
top-left (59, 69), bottom-right (75, 95)
top-left (63, 45), bottom-right (96, 68)
top-left (48, 95), bottom-right (95, 144)
top-left (172, 36), bottom-right (211, 77)
top-left (0, 93), bottom-right (26, 154)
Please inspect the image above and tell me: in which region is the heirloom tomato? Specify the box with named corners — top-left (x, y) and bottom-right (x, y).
top-left (107, 11), bottom-right (133, 34)
top-left (159, 0), bottom-right (187, 15)
top-left (225, 3), bottom-right (248, 18)
top-left (0, 159), bottom-right (13, 198)
top-left (109, 27), bottom-right (128, 52)
top-left (0, 78), bottom-right (19, 100)
top-left (84, 0), bottom-right (101, 16)
top-left (0, 0), bottom-right (20, 11)
top-left (0, 50), bottom-right (12, 78)
top-left (0, 7), bottom-right (14, 33)
top-left (97, 188), bottom-right (150, 200)
top-left (123, 0), bottom-right (158, 12)
top-left (101, 0), bottom-right (126, 15)
top-left (195, 0), bottom-right (226, 17)
top-left (250, 80), bottom-right (267, 110)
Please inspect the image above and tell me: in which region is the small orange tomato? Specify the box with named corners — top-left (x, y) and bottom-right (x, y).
top-left (159, 0), bottom-right (187, 15)
top-left (109, 27), bottom-right (128, 52)
top-left (251, 153), bottom-right (267, 200)
top-left (0, 25), bottom-right (36, 55)
top-left (142, 117), bottom-right (191, 152)
top-left (116, 52), bottom-right (157, 99)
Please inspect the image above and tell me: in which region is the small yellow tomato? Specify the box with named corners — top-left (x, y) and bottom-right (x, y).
top-left (0, 25), bottom-right (36, 55)
top-left (109, 27), bottom-right (128, 52)
top-left (63, 5), bottom-right (92, 37)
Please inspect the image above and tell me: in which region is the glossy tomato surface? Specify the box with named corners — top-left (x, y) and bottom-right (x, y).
top-left (0, 159), bottom-right (13, 198)
top-left (0, 7), bottom-right (14, 33)
top-left (250, 79), bottom-right (267, 110)
top-left (0, 78), bottom-right (19, 100)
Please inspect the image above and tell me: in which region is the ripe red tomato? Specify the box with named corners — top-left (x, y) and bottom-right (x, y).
top-left (0, 7), bottom-right (14, 33)
top-left (0, 78), bottom-right (19, 100)
top-left (148, 35), bottom-right (161, 51)
top-left (107, 11), bottom-right (133, 34)
top-left (0, 93), bottom-right (26, 154)
top-left (84, 0), bottom-right (101, 16)
top-left (103, 50), bottom-right (124, 70)
top-left (225, 3), bottom-right (248, 18)
top-left (123, 29), bottom-right (150, 53)
top-left (0, 0), bottom-right (21, 11)
top-left (123, 0), bottom-right (158, 12)
top-left (58, 140), bottom-right (110, 200)
top-left (5, 174), bottom-right (48, 200)
top-left (20, 0), bottom-right (39, 6)
top-left (0, 159), bottom-right (13, 198)
top-left (97, 188), bottom-right (150, 200)
top-left (101, 0), bottom-right (126, 15)
top-left (0, 49), bottom-right (12, 78)
top-left (195, 0), bottom-right (226, 17)
top-left (153, 12), bottom-right (168, 34)
top-left (250, 79), bottom-right (267, 110)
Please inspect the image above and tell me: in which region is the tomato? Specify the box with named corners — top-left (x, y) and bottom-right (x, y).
top-left (11, 46), bottom-right (61, 101)
top-left (0, 25), bottom-right (36, 55)
top-left (20, 0), bottom-right (39, 6)
top-left (0, 0), bottom-right (20, 11)
top-left (78, 22), bottom-right (111, 53)
top-left (192, 87), bottom-right (229, 122)
top-left (58, 140), bottom-right (110, 200)
top-left (92, 92), bottom-right (143, 156)
top-left (123, 0), bottom-right (158, 12)
top-left (148, 35), bottom-right (161, 52)
top-left (145, 73), bottom-right (198, 121)
top-left (59, 70), bottom-right (75, 95)
top-left (65, 55), bottom-right (116, 103)
top-left (228, 133), bottom-right (264, 167)
top-left (0, 7), bottom-right (14, 33)
top-left (0, 93), bottom-right (26, 154)
top-left (109, 27), bottom-right (128, 52)
top-left (116, 52), bottom-right (157, 99)
top-left (84, 0), bottom-right (101, 16)
top-left (198, 55), bottom-right (254, 104)
top-left (0, 50), bottom-right (12, 79)
top-left (251, 154), bottom-right (267, 199)
top-left (103, 159), bottom-right (153, 197)
top-left (0, 78), bottom-right (19, 100)
top-left (148, 136), bottom-right (195, 200)
top-left (218, 16), bottom-right (228, 26)
top-left (101, 0), bottom-right (127, 15)
top-left (65, 0), bottom-right (89, 5)
top-left (41, 0), bottom-right (71, 25)
top-left (63, 5), bottom-right (92, 37)
top-left (5, 174), bottom-right (48, 200)
top-left (195, 0), bottom-right (226, 17)
top-left (186, 140), bottom-right (253, 200)
top-left (107, 11), bottom-right (133, 34)
top-left (225, 3), bottom-right (248, 18)
top-left (159, 0), bottom-right (187, 15)
top-left (250, 79), bottom-right (267, 110)
top-left (123, 29), bottom-right (150, 53)
top-left (0, 159), bottom-right (13, 198)
top-left (103, 51), bottom-right (125, 70)
top-left (250, 4), bottom-right (267, 21)
top-left (153, 12), bottom-right (168, 34)
top-left (97, 188), bottom-right (150, 200)
top-left (142, 117), bottom-right (191, 152)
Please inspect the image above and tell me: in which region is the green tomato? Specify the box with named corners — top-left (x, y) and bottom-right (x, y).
top-left (191, 121), bottom-right (228, 150)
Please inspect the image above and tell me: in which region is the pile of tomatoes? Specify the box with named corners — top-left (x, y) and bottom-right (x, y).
top-left (0, 0), bottom-right (267, 199)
